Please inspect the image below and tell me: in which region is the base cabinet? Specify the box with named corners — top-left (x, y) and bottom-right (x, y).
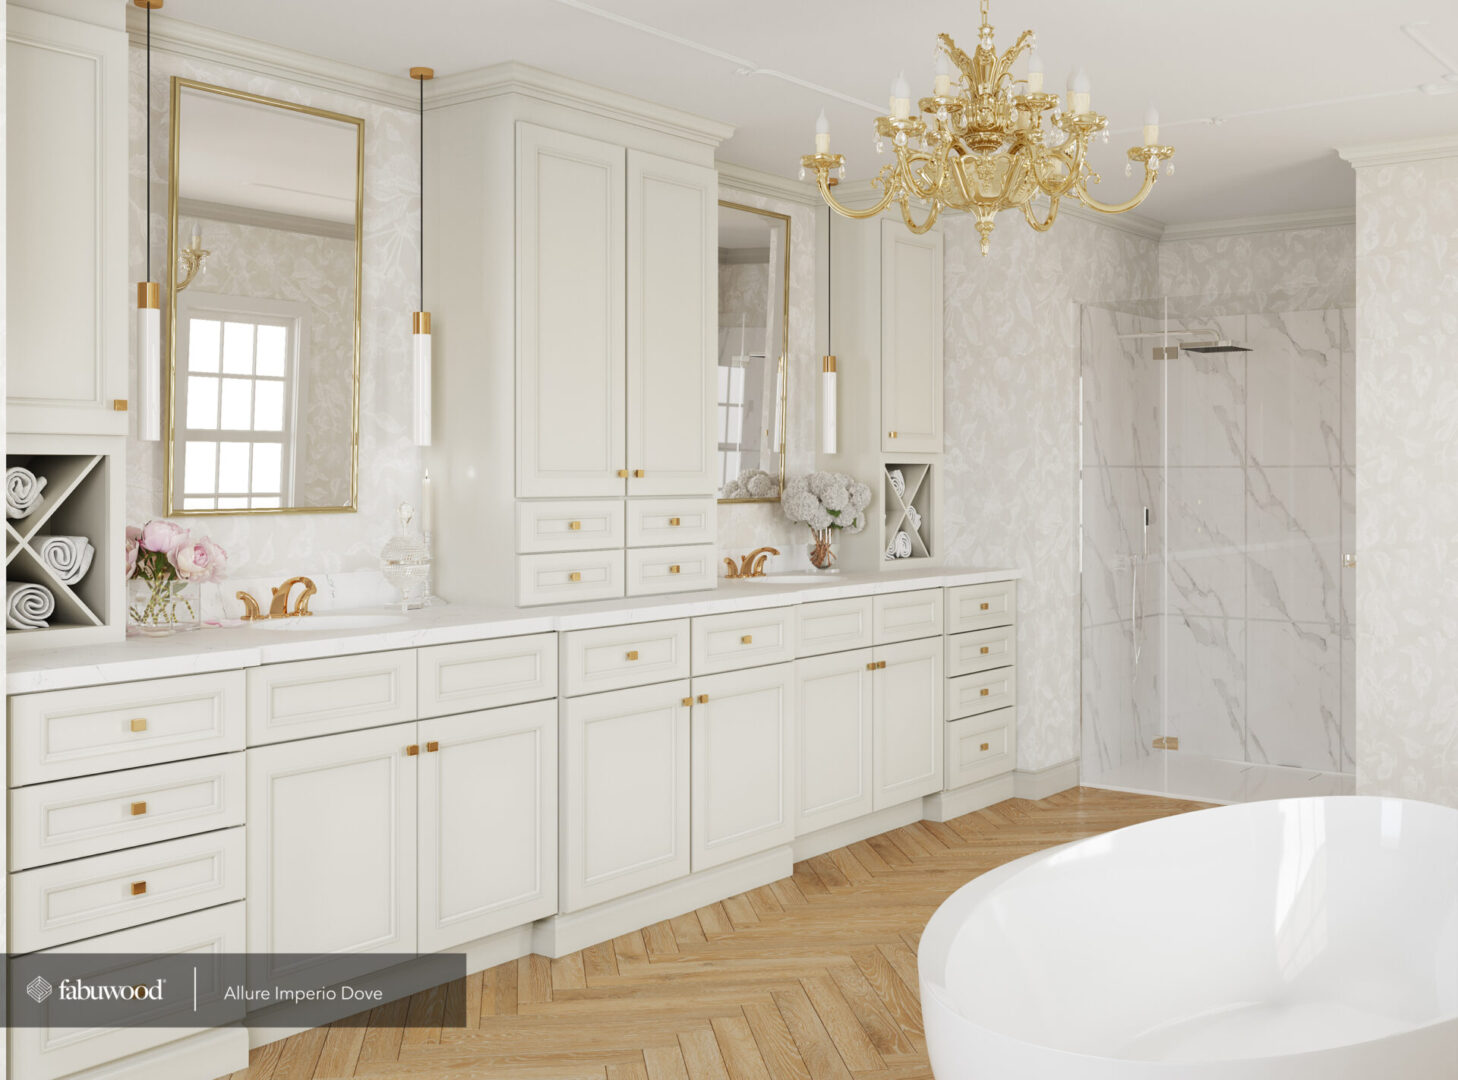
top-left (690, 664), bottom-right (794, 870)
top-left (795, 649), bottom-right (875, 834)
top-left (872, 637), bottom-right (944, 810)
top-left (418, 701), bottom-right (556, 953)
top-left (560, 682), bottom-right (691, 912)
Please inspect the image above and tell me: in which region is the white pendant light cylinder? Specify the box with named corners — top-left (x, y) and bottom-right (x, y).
top-left (137, 282), bottom-right (162, 441)
top-left (412, 311), bottom-right (432, 446)
top-left (821, 355), bottom-right (837, 454)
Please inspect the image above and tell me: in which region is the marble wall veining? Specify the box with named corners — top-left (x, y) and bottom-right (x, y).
top-left (128, 44), bottom-right (423, 597)
top-left (1352, 151), bottom-right (1458, 808)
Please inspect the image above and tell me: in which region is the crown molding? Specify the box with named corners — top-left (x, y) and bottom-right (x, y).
top-left (1160, 207), bottom-right (1355, 243)
top-left (124, 8), bottom-right (418, 110)
top-left (716, 162), bottom-right (824, 206)
top-left (1060, 203), bottom-right (1165, 242)
top-left (1338, 135), bottom-right (1458, 169)
top-left (426, 62), bottom-right (735, 148)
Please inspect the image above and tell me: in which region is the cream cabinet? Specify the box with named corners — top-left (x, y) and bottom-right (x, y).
top-left (418, 701), bottom-right (556, 953)
top-left (880, 221), bottom-right (944, 454)
top-left (6, 2), bottom-right (129, 436)
top-left (795, 648), bottom-right (875, 834)
top-left (872, 636), bottom-right (944, 809)
top-left (690, 663), bottom-right (795, 871)
top-left (559, 681), bottom-right (692, 912)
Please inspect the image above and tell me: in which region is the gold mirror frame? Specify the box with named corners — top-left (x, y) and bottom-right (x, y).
top-left (717, 200), bottom-right (791, 504)
top-left (164, 77), bottom-right (365, 516)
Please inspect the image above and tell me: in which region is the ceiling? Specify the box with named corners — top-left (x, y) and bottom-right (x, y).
top-left (161, 0), bottom-right (1458, 226)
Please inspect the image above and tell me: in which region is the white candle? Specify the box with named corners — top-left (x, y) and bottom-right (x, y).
top-left (890, 72), bottom-right (911, 119)
top-left (190, 225), bottom-right (202, 248)
top-left (1026, 49), bottom-right (1044, 94)
top-left (815, 108), bottom-right (830, 155)
top-left (1143, 104), bottom-right (1160, 146)
top-left (421, 469), bottom-right (432, 537)
top-left (934, 52), bottom-right (952, 97)
top-left (1067, 67), bottom-right (1090, 115)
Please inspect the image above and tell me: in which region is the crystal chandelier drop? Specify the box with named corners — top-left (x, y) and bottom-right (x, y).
top-left (799, 0), bottom-right (1174, 255)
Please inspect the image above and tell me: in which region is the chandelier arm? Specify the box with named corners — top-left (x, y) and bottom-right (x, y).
top-left (994, 29), bottom-right (1037, 83)
top-left (897, 197), bottom-right (942, 235)
top-left (814, 170), bottom-right (900, 220)
top-left (897, 149), bottom-right (946, 202)
top-left (1034, 140), bottom-right (1087, 200)
top-left (1022, 196), bottom-right (1060, 232)
top-left (1073, 165), bottom-right (1159, 215)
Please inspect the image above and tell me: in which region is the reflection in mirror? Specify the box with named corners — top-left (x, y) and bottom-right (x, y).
top-left (717, 202), bottom-right (790, 502)
top-left (166, 79), bottom-right (363, 515)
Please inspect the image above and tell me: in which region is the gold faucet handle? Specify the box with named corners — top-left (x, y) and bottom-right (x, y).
top-left (236, 590), bottom-right (263, 621)
top-left (269, 576), bottom-right (318, 617)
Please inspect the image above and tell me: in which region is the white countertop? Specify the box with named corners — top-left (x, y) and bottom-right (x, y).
top-left (6, 566), bottom-right (1020, 695)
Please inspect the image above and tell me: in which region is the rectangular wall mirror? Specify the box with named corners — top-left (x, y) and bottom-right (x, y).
top-left (165, 78), bottom-right (364, 515)
top-left (717, 201), bottom-right (790, 503)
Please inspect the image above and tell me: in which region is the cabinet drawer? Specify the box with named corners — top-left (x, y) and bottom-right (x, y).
top-left (945, 708), bottom-right (1016, 788)
top-left (9, 753), bottom-right (245, 871)
top-left (516, 499), bottom-right (624, 554)
top-left (946, 580), bottom-right (1017, 634)
top-left (627, 497), bottom-right (716, 547)
top-left (8, 828), bottom-right (246, 954)
top-left (626, 543), bottom-right (716, 597)
top-left (946, 625), bottom-right (1017, 678)
top-left (8, 671), bottom-right (245, 787)
top-left (247, 650), bottom-right (417, 745)
top-left (797, 596), bottom-right (874, 657)
top-left (418, 633), bottom-right (557, 718)
top-left (517, 549), bottom-right (625, 607)
top-left (873, 588), bottom-right (944, 644)
top-left (946, 666), bottom-right (1017, 721)
top-left (691, 607), bottom-right (795, 676)
top-left (8, 901), bottom-right (245, 1080)
top-left (562, 619), bottom-right (691, 697)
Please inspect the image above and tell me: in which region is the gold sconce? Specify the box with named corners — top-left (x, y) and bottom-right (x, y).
top-left (174, 225), bottom-right (210, 292)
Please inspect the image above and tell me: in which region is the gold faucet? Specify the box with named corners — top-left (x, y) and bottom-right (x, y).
top-left (724, 547), bottom-right (779, 579)
top-left (237, 576), bottom-right (317, 620)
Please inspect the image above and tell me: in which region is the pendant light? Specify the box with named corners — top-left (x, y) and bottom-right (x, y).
top-left (135, 0), bottom-right (164, 441)
top-left (410, 66), bottom-right (434, 447)
top-left (822, 205), bottom-right (837, 454)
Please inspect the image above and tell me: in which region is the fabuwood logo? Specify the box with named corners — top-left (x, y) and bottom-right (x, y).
top-left (57, 979), bottom-right (166, 1001)
top-left (26, 977), bottom-right (52, 1003)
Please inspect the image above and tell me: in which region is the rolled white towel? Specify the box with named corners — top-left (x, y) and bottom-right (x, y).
top-left (887, 469), bottom-right (905, 499)
top-left (6, 467), bottom-right (46, 520)
top-left (6, 581), bottom-right (55, 629)
top-left (885, 530), bottom-right (913, 560)
top-left (905, 504), bottom-right (923, 533)
top-left (39, 536), bottom-right (95, 585)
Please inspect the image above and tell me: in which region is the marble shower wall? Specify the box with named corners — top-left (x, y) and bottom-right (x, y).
top-left (129, 43), bottom-right (423, 598)
top-left (1352, 152), bottom-right (1458, 808)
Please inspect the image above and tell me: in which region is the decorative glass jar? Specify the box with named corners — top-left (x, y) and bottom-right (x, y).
top-left (381, 503), bottom-right (431, 610)
top-left (128, 577), bottom-right (200, 635)
top-left (807, 527), bottom-right (839, 571)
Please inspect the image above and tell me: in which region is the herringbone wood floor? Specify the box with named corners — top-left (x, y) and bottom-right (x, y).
top-left (228, 787), bottom-right (1207, 1080)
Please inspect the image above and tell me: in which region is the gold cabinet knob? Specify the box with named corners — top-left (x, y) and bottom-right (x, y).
top-left (568, 521), bottom-right (582, 531)
top-left (889, 431), bottom-right (897, 438)
top-left (668, 565), bottom-right (681, 574)
top-left (406, 744), bottom-right (420, 756)
top-left (130, 718), bottom-right (148, 733)
top-left (426, 741), bottom-right (439, 753)
top-left (634, 469), bottom-right (646, 478)
top-left (626, 650), bottom-right (639, 661)
top-left (879, 660), bottom-right (888, 669)
top-left (741, 635), bottom-right (753, 645)
top-left (129, 801), bottom-right (147, 816)
top-left (131, 881), bottom-right (147, 896)
top-left (980, 688), bottom-right (990, 697)
top-left (980, 602), bottom-right (990, 611)
top-left (980, 645), bottom-right (990, 655)
top-left (617, 469), bottom-right (629, 478)
top-left (697, 694), bottom-right (709, 704)
top-left (681, 697), bottom-right (693, 707)
top-left (866, 660), bottom-right (877, 671)
top-left (980, 742), bottom-right (990, 752)
top-left (569, 571), bottom-right (582, 582)
top-left (669, 517), bottom-right (681, 527)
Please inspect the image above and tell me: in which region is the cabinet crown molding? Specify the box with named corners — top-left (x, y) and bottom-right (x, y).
top-left (1337, 135), bottom-right (1458, 169)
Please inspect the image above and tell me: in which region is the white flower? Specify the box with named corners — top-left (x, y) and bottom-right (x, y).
top-left (747, 473), bottom-right (778, 497)
top-left (848, 481), bottom-right (872, 511)
top-left (782, 471), bottom-right (872, 532)
top-left (822, 482), bottom-right (849, 512)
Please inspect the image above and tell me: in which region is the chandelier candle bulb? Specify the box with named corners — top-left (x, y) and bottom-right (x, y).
top-left (890, 72), bottom-right (911, 119)
top-left (815, 109), bottom-right (830, 154)
top-left (1143, 104), bottom-right (1160, 146)
top-left (1067, 67), bottom-right (1090, 114)
top-left (934, 51), bottom-right (953, 96)
top-left (1026, 48), bottom-right (1044, 93)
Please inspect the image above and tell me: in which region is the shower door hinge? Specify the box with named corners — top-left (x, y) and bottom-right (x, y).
top-left (1152, 346), bottom-right (1178, 360)
top-left (1152, 736), bottom-right (1180, 751)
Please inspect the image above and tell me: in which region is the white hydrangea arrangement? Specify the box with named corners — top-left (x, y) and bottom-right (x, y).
top-left (721, 468), bottom-right (779, 500)
top-left (782, 472), bottom-right (873, 568)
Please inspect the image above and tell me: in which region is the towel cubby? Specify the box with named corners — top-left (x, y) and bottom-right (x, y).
top-left (883, 461), bottom-right (935, 564)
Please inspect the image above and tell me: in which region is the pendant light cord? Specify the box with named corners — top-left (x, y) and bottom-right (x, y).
top-left (145, 4), bottom-right (152, 282)
top-left (418, 75), bottom-right (424, 311)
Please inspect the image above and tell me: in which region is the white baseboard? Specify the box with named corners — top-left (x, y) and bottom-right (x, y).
top-left (68, 1027), bottom-right (247, 1080)
top-left (792, 800), bottom-right (923, 860)
top-left (923, 773), bottom-right (1016, 821)
top-left (532, 846), bottom-right (792, 958)
top-left (1014, 759), bottom-right (1080, 800)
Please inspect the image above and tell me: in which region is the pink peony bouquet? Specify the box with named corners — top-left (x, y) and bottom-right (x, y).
top-left (126, 520), bottom-right (228, 585)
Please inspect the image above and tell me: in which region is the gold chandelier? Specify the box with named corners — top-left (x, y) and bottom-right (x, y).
top-left (800, 0), bottom-right (1174, 254)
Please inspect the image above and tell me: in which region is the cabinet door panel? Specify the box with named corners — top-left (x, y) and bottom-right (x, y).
top-left (880, 222), bottom-right (943, 453)
top-left (247, 724), bottom-right (417, 990)
top-left (626, 150), bottom-right (717, 497)
top-left (560, 682), bottom-right (691, 911)
top-left (691, 664), bottom-right (795, 870)
top-left (517, 123), bottom-right (625, 497)
top-left (872, 637), bottom-right (943, 809)
top-left (418, 701), bottom-right (556, 952)
top-left (796, 650), bottom-right (874, 836)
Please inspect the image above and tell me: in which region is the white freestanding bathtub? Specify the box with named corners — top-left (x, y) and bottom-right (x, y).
top-left (918, 797), bottom-right (1458, 1079)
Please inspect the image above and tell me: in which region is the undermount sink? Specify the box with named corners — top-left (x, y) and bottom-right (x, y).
top-left (244, 613), bottom-right (410, 632)
top-left (734, 573), bottom-right (836, 584)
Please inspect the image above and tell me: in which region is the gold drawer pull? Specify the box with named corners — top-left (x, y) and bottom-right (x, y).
top-left (980, 742), bottom-right (990, 752)
top-left (406, 744), bottom-right (420, 756)
top-left (668, 565), bottom-right (681, 574)
top-left (980, 688), bottom-right (990, 697)
top-left (568, 521), bottom-right (582, 531)
top-left (130, 718), bottom-right (148, 733)
top-left (569, 571), bottom-right (582, 582)
top-left (980, 645), bottom-right (991, 655)
top-left (697, 694), bottom-right (709, 704)
top-left (131, 881), bottom-right (147, 896)
top-left (867, 660), bottom-right (877, 671)
top-left (880, 660), bottom-right (888, 669)
top-left (889, 431), bottom-right (898, 438)
top-left (741, 634), bottom-right (753, 645)
top-left (681, 697), bottom-right (693, 707)
top-left (626, 650), bottom-right (640, 661)
top-left (980, 602), bottom-right (990, 611)
top-left (669, 517), bottom-right (681, 526)
top-left (130, 801), bottom-right (148, 817)
top-left (634, 469), bottom-right (646, 478)
top-left (617, 469), bottom-right (629, 478)
top-left (426, 741), bottom-right (440, 753)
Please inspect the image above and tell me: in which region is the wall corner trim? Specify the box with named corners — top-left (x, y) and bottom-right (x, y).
top-left (1338, 135), bottom-right (1458, 169)
top-left (715, 161), bottom-right (823, 206)
top-left (1160, 207), bottom-right (1356, 242)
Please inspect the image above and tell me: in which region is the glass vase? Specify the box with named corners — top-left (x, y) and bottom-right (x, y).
top-left (807, 527), bottom-right (839, 571)
top-left (128, 577), bottom-right (200, 635)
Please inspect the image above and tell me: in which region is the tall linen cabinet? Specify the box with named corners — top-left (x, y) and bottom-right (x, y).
top-left (424, 67), bottom-right (730, 607)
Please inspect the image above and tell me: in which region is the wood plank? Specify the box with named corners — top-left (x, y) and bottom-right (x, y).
top-left (671, 911), bottom-right (709, 945)
top-left (697, 902), bottom-right (736, 939)
top-left (356, 996), bottom-right (410, 1064)
top-left (643, 919), bottom-right (682, 959)
top-left (799, 975), bottom-right (883, 1072)
top-left (552, 951), bottom-right (590, 993)
top-left (608, 1055), bottom-right (652, 1080)
top-left (519, 954), bottom-right (554, 1006)
top-left (710, 1014), bottom-right (774, 1080)
top-left (679, 1025), bottom-right (733, 1080)
top-left (311, 1023), bottom-right (366, 1078)
top-left (742, 1000), bottom-right (813, 1080)
top-left (644, 1044), bottom-right (693, 1080)
top-left (584, 938), bottom-right (622, 982)
top-left (771, 986), bottom-right (853, 1080)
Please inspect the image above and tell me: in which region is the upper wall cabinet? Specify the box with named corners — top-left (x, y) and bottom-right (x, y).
top-left (6, 3), bottom-right (129, 436)
top-left (880, 221), bottom-right (944, 454)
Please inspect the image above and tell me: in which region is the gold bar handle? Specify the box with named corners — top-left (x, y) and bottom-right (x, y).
top-left (741, 635), bottom-right (753, 645)
top-left (980, 602), bottom-right (990, 611)
top-left (980, 688), bottom-right (990, 697)
top-left (129, 801), bottom-right (147, 816)
top-left (130, 718), bottom-right (148, 733)
top-left (867, 661), bottom-right (877, 671)
top-left (113, 399), bottom-right (128, 411)
top-left (568, 521), bottom-right (582, 531)
top-left (634, 469), bottom-right (645, 478)
top-left (980, 646), bottom-right (990, 655)
top-left (626, 650), bottom-right (639, 661)
top-left (888, 431), bottom-right (897, 438)
top-left (425, 741), bottom-right (439, 753)
top-left (669, 517), bottom-right (681, 526)
top-left (617, 469), bottom-right (629, 478)
top-left (697, 694), bottom-right (709, 704)
top-left (569, 572), bottom-right (582, 582)
top-left (406, 744), bottom-right (420, 756)
top-left (879, 660), bottom-right (888, 669)
top-left (681, 697), bottom-right (693, 707)
top-left (668, 565), bottom-right (681, 574)
top-left (131, 881), bottom-right (147, 896)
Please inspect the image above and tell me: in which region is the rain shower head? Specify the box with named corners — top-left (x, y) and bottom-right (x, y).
top-left (1180, 339), bottom-right (1251, 354)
